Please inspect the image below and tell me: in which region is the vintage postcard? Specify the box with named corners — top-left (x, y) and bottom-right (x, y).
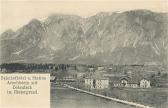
top-left (0, 0), bottom-right (168, 108)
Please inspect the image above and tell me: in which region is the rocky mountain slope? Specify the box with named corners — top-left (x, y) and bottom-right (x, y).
top-left (1, 10), bottom-right (168, 65)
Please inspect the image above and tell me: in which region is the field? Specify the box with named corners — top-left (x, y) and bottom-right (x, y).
top-left (104, 87), bottom-right (168, 108)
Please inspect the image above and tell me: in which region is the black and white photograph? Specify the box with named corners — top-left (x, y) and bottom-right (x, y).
top-left (0, 0), bottom-right (168, 108)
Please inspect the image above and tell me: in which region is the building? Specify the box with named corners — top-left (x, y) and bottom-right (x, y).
top-left (85, 77), bottom-right (109, 89)
top-left (77, 73), bottom-right (85, 78)
top-left (111, 76), bottom-right (150, 88)
top-left (103, 73), bottom-right (126, 78)
top-left (110, 77), bottom-right (121, 87)
top-left (97, 66), bottom-right (105, 71)
top-left (126, 77), bottom-right (140, 88)
top-left (120, 77), bottom-right (128, 87)
top-left (110, 76), bottom-right (132, 88)
top-left (88, 68), bottom-right (94, 72)
top-left (140, 79), bottom-right (151, 88)
top-left (112, 77), bottom-right (139, 88)
top-left (63, 74), bottom-right (77, 82)
top-left (126, 83), bottom-right (139, 88)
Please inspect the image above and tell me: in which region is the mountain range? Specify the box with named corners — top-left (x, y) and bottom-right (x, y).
top-left (0, 10), bottom-right (168, 65)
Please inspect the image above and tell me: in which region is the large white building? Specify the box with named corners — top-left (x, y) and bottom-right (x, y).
top-left (140, 79), bottom-right (151, 88)
top-left (84, 77), bottom-right (109, 89)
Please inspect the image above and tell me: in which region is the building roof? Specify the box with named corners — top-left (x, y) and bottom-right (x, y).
top-left (110, 76), bottom-right (121, 83)
top-left (110, 75), bottom-right (149, 84)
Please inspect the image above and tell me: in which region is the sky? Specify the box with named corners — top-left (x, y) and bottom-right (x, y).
top-left (0, 0), bottom-right (168, 34)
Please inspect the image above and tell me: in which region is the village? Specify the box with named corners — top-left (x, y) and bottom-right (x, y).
top-left (1, 63), bottom-right (168, 107)
top-left (50, 65), bottom-right (168, 89)
top-left (1, 63), bottom-right (167, 89)
top-left (49, 64), bottom-right (168, 107)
